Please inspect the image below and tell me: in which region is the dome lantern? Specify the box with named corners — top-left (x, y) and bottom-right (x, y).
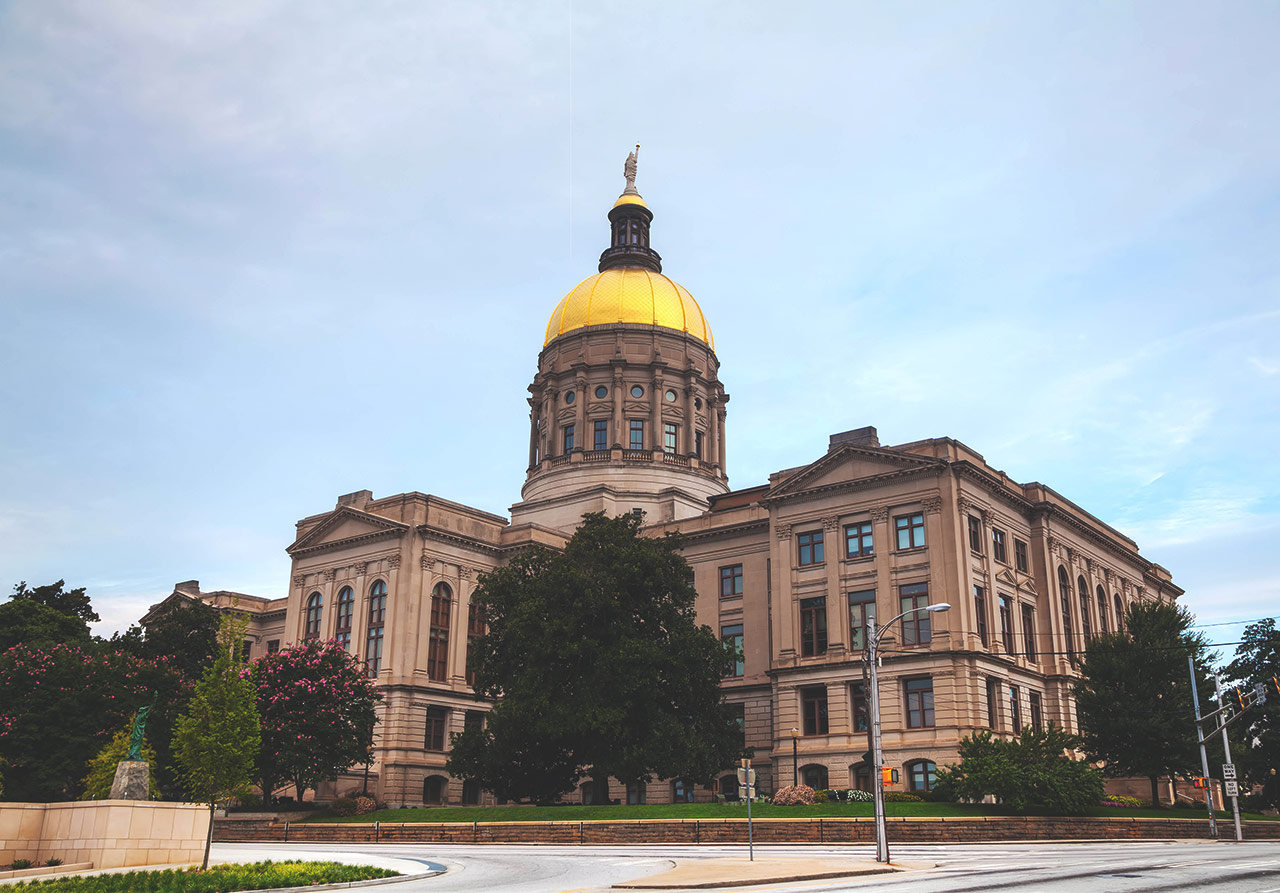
top-left (598, 145), bottom-right (662, 274)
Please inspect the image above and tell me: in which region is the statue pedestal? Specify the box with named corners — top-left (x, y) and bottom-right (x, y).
top-left (109, 761), bottom-right (150, 800)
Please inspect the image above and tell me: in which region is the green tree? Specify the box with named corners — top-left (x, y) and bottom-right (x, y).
top-left (113, 597), bottom-right (220, 684)
top-left (1224, 618), bottom-right (1280, 808)
top-left (252, 638), bottom-right (381, 803)
top-left (1073, 600), bottom-right (1211, 806)
top-left (172, 614), bottom-right (261, 869)
top-left (80, 726), bottom-right (160, 800)
top-left (933, 726), bottom-right (1104, 814)
top-left (10, 580), bottom-right (99, 624)
top-left (449, 512), bottom-right (743, 803)
top-left (0, 598), bottom-right (91, 653)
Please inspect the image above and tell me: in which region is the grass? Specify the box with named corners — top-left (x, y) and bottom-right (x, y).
top-left (304, 802), bottom-right (1278, 824)
top-left (8, 860), bottom-right (399, 891)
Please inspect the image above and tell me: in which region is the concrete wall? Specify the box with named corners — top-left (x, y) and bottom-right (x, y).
top-left (0, 800), bottom-right (210, 869)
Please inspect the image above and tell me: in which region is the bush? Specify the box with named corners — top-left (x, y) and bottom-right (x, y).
top-left (11, 858), bottom-right (32, 870)
top-left (1101, 795), bottom-right (1144, 808)
top-left (45, 858), bottom-right (63, 867)
top-left (330, 797), bottom-right (358, 817)
top-left (813, 789), bottom-right (828, 804)
top-left (883, 791), bottom-right (923, 802)
top-left (772, 784), bottom-right (816, 805)
top-left (353, 795), bottom-right (378, 815)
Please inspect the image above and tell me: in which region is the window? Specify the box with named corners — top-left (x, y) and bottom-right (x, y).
top-left (845, 521), bottom-right (873, 558)
top-left (904, 678), bottom-right (935, 728)
top-left (719, 564), bottom-right (743, 597)
top-left (628, 782), bottom-right (648, 804)
top-left (802, 765), bottom-right (829, 791)
top-left (801, 686), bottom-right (829, 735)
top-left (335, 586), bottom-right (354, 651)
top-left (464, 710), bottom-right (485, 732)
top-left (425, 706), bottom-right (449, 751)
top-left (428, 582), bottom-right (452, 681)
top-left (629, 419), bottom-right (644, 450)
top-left (595, 385), bottom-right (608, 398)
top-left (695, 430), bottom-right (704, 458)
top-left (719, 775), bottom-right (738, 801)
top-left (967, 515), bottom-right (983, 553)
top-left (239, 639), bottom-right (252, 662)
top-left (987, 677), bottom-right (1000, 729)
top-left (1029, 691), bottom-right (1043, 732)
top-left (466, 601), bottom-right (484, 687)
top-left (848, 589), bottom-right (875, 652)
top-left (673, 779), bottom-right (694, 803)
top-left (798, 529), bottom-right (824, 566)
top-left (1078, 576), bottom-right (1092, 641)
top-left (562, 423), bottom-right (575, 453)
top-left (899, 583), bottom-right (931, 645)
top-left (853, 763), bottom-right (872, 791)
top-left (1021, 604), bottom-right (1037, 662)
top-left (663, 423), bottom-right (678, 455)
top-left (665, 388), bottom-right (677, 403)
top-left (423, 775), bottom-right (446, 805)
top-left (366, 580), bottom-right (387, 675)
top-left (462, 779), bottom-right (481, 805)
top-left (630, 384), bottom-right (644, 398)
top-left (895, 512), bottom-right (925, 550)
top-left (973, 586), bottom-right (988, 647)
top-left (728, 702), bottom-right (745, 746)
top-left (851, 682), bottom-right (868, 732)
top-left (1114, 594), bottom-right (1125, 633)
top-left (563, 390), bottom-right (575, 405)
top-left (1096, 585), bottom-right (1109, 635)
top-left (304, 592), bottom-right (322, 640)
top-left (1015, 539), bottom-right (1029, 573)
top-left (992, 528), bottom-right (1007, 563)
top-left (593, 419), bottom-right (608, 451)
top-left (800, 596), bottom-right (827, 656)
top-left (267, 639), bottom-right (280, 653)
top-left (1009, 684), bottom-right (1022, 731)
top-left (907, 759), bottom-right (937, 792)
top-left (721, 623), bottom-right (744, 676)
top-left (1058, 567), bottom-right (1075, 658)
top-left (999, 594), bottom-right (1014, 653)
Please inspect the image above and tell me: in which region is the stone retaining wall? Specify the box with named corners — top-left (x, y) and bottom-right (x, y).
top-left (214, 815), bottom-right (1280, 845)
top-left (2, 801), bottom-right (210, 869)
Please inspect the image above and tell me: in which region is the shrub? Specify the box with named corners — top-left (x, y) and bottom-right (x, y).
top-left (45, 858), bottom-right (63, 867)
top-left (11, 858), bottom-right (32, 870)
top-left (846, 788), bottom-right (873, 802)
top-left (330, 797), bottom-right (358, 816)
top-left (813, 789), bottom-right (828, 804)
top-left (772, 784), bottom-right (816, 805)
top-left (883, 791), bottom-right (923, 802)
top-left (1101, 795), bottom-right (1144, 808)
top-left (353, 795), bottom-right (378, 815)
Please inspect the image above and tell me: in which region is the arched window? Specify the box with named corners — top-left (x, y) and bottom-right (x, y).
top-left (801, 764), bottom-right (829, 792)
top-left (335, 587), bottom-right (354, 650)
top-left (851, 762), bottom-right (872, 792)
top-left (366, 580), bottom-right (387, 675)
top-left (1077, 576), bottom-right (1092, 641)
top-left (628, 781), bottom-right (648, 804)
top-left (428, 582), bottom-right (452, 681)
top-left (423, 775), bottom-right (447, 805)
top-left (907, 760), bottom-right (937, 792)
top-left (1057, 567), bottom-right (1074, 658)
top-left (581, 778), bottom-right (609, 805)
top-left (1096, 585), bottom-right (1109, 635)
top-left (672, 779), bottom-right (695, 803)
top-left (718, 775), bottom-right (738, 801)
top-left (461, 779), bottom-right (481, 806)
top-left (1114, 594), bottom-right (1125, 633)
top-left (304, 592), bottom-right (323, 640)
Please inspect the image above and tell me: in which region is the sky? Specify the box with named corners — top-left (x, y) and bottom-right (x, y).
top-left (2, 1), bottom-right (1277, 661)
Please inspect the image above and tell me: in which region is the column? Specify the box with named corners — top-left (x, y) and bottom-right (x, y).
top-left (650, 376), bottom-right (664, 452)
top-left (683, 384), bottom-right (695, 455)
top-left (708, 398), bottom-right (721, 468)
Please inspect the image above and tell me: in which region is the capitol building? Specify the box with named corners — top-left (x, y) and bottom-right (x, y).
top-left (150, 155), bottom-right (1182, 807)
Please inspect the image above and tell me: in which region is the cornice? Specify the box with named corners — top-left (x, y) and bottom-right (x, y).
top-left (952, 463), bottom-right (1035, 515)
top-left (666, 518), bottom-right (769, 545)
top-left (417, 524), bottom-right (505, 558)
top-left (761, 464), bottom-right (945, 507)
top-left (288, 527), bottom-right (405, 558)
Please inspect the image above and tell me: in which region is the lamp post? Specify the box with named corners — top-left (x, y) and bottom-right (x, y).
top-left (867, 601), bottom-right (950, 865)
top-left (790, 727), bottom-right (799, 787)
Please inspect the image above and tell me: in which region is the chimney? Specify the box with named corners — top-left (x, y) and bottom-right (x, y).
top-left (829, 426), bottom-right (880, 450)
top-left (174, 580), bottom-right (201, 595)
top-left (337, 489), bottom-right (373, 510)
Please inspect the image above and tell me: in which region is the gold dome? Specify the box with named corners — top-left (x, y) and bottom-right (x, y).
top-left (543, 267), bottom-right (714, 349)
top-left (612, 193), bottom-right (648, 209)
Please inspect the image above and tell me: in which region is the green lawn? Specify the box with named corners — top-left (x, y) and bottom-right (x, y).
top-left (304, 802), bottom-right (1275, 824)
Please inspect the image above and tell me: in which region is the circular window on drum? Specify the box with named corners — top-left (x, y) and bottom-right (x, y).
top-left (595, 385), bottom-right (608, 399)
top-left (631, 385), bottom-right (644, 398)
top-left (665, 389), bottom-right (678, 403)
top-left (564, 391), bottom-right (575, 404)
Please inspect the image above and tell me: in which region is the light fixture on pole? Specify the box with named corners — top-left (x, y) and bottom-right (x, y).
top-left (867, 601), bottom-right (950, 865)
top-left (790, 727), bottom-right (799, 787)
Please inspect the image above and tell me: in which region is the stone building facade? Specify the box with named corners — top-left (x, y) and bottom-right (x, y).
top-left (152, 156), bottom-right (1180, 806)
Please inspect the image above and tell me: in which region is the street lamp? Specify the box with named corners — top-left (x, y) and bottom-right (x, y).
top-left (790, 727), bottom-right (799, 787)
top-left (867, 601), bottom-right (950, 865)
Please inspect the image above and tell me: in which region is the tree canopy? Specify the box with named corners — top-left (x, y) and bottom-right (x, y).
top-left (448, 512), bottom-right (743, 803)
top-left (1224, 618), bottom-right (1280, 808)
top-left (10, 579), bottom-right (99, 624)
top-left (1073, 600), bottom-right (1211, 805)
top-left (0, 598), bottom-right (91, 653)
top-left (80, 725), bottom-right (160, 800)
top-left (113, 596), bottom-right (220, 683)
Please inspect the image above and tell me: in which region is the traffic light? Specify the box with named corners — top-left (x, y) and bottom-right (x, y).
top-left (1273, 676), bottom-right (1280, 698)
top-left (881, 767), bottom-right (899, 785)
top-left (1192, 777), bottom-right (1208, 789)
top-left (1233, 688), bottom-right (1248, 711)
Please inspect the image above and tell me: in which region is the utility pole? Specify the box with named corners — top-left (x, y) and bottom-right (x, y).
top-left (1214, 675), bottom-right (1243, 842)
top-left (1188, 657), bottom-right (1218, 838)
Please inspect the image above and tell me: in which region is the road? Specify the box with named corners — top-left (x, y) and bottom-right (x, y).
top-left (213, 840), bottom-right (1280, 892)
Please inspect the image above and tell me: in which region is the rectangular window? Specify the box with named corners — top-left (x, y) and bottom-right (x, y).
top-left (1022, 604), bottom-right (1037, 662)
top-left (721, 623), bottom-right (744, 676)
top-left (800, 596), bottom-right (828, 656)
top-left (992, 528), bottom-right (1007, 563)
top-left (427, 589), bottom-right (451, 682)
top-left (728, 702), bottom-right (746, 746)
top-left (904, 677), bottom-right (935, 728)
top-left (851, 681), bottom-right (868, 733)
top-left (593, 419), bottom-right (608, 451)
top-left (695, 431), bottom-right (704, 458)
top-left (629, 419), bottom-right (644, 450)
top-left (239, 640), bottom-right (253, 662)
top-left (801, 686), bottom-right (829, 735)
top-left (899, 583), bottom-right (931, 645)
top-left (848, 589), bottom-right (875, 653)
top-left (663, 423), bottom-right (678, 455)
top-left (987, 677), bottom-right (1000, 729)
top-left (267, 640), bottom-right (280, 653)
top-left (562, 423), bottom-right (575, 453)
top-left (1029, 691), bottom-right (1043, 732)
top-left (797, 529), bottom-right (825, 566)
top-left (366, 589), bottom-right (387, 676)
top-left (424, 706), bottom-right (449, 751)
top-left (844, 521), bottom-right (874, 558)
top-left (974, 585), bottom-right (988, 648)
top-left (466, 601), bottom-right (484, 687)
top-left (1014, 539), bottom-right (1029, 573)
top-left (719, 564), bottom-right (743, 597)
top-left (1009, 684), bottom-right (1022, 731)
top-left (464, 709), bottom-right (485, 732)
top-left (968, 515), bottom-right (983, 553)
top-left (999, 594), bottom-right (1015, 653)
top-left (895, 512), bottom-right (925, 550)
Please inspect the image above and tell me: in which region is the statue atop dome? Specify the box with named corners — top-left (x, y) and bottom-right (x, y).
top-left (623, 144), bottom-right (640, 195)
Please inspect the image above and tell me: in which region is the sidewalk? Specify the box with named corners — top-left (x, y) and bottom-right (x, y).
top-left (614, 856), bottom-right (928, 889)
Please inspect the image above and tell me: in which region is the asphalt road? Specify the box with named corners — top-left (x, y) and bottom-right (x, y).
top-left (214, 839), bottom-right (1280, 892)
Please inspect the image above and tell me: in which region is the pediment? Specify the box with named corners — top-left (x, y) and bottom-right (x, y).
top-left (768, 444), bottom-right (945, 499)
top-left (995, 567), bottom-right (1037, 594)
top-left (288, 507), bottom-right (409, 555)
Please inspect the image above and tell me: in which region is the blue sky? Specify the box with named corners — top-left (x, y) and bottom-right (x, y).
top-left (2, 2), bottom-right (1277, 659)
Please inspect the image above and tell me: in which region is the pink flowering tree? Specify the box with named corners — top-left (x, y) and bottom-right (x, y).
top-left (251, 638), bottom-right (381, 803)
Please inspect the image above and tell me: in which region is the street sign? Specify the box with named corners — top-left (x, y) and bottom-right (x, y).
top-left (1224, 780), bottom-right (1239, 798)
top-left (1222, 763), bottom-right (1237, 781)
top-left (1257, 682), bottom-right (1268, 706)
top-left (736, 767), bottom-right (756, 785)
top-left (738, 784), bottom-right (755, 799)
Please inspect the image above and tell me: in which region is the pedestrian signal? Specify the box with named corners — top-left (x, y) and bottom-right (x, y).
top-left (1273, 676), bottom-right (1280, 698)
top-left (881, 767), bottom-right (900, 785)
top-left (1233, 688), bottom-right (1248, 710)
top-left (1192, 777), bottom-right (1208, 789)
